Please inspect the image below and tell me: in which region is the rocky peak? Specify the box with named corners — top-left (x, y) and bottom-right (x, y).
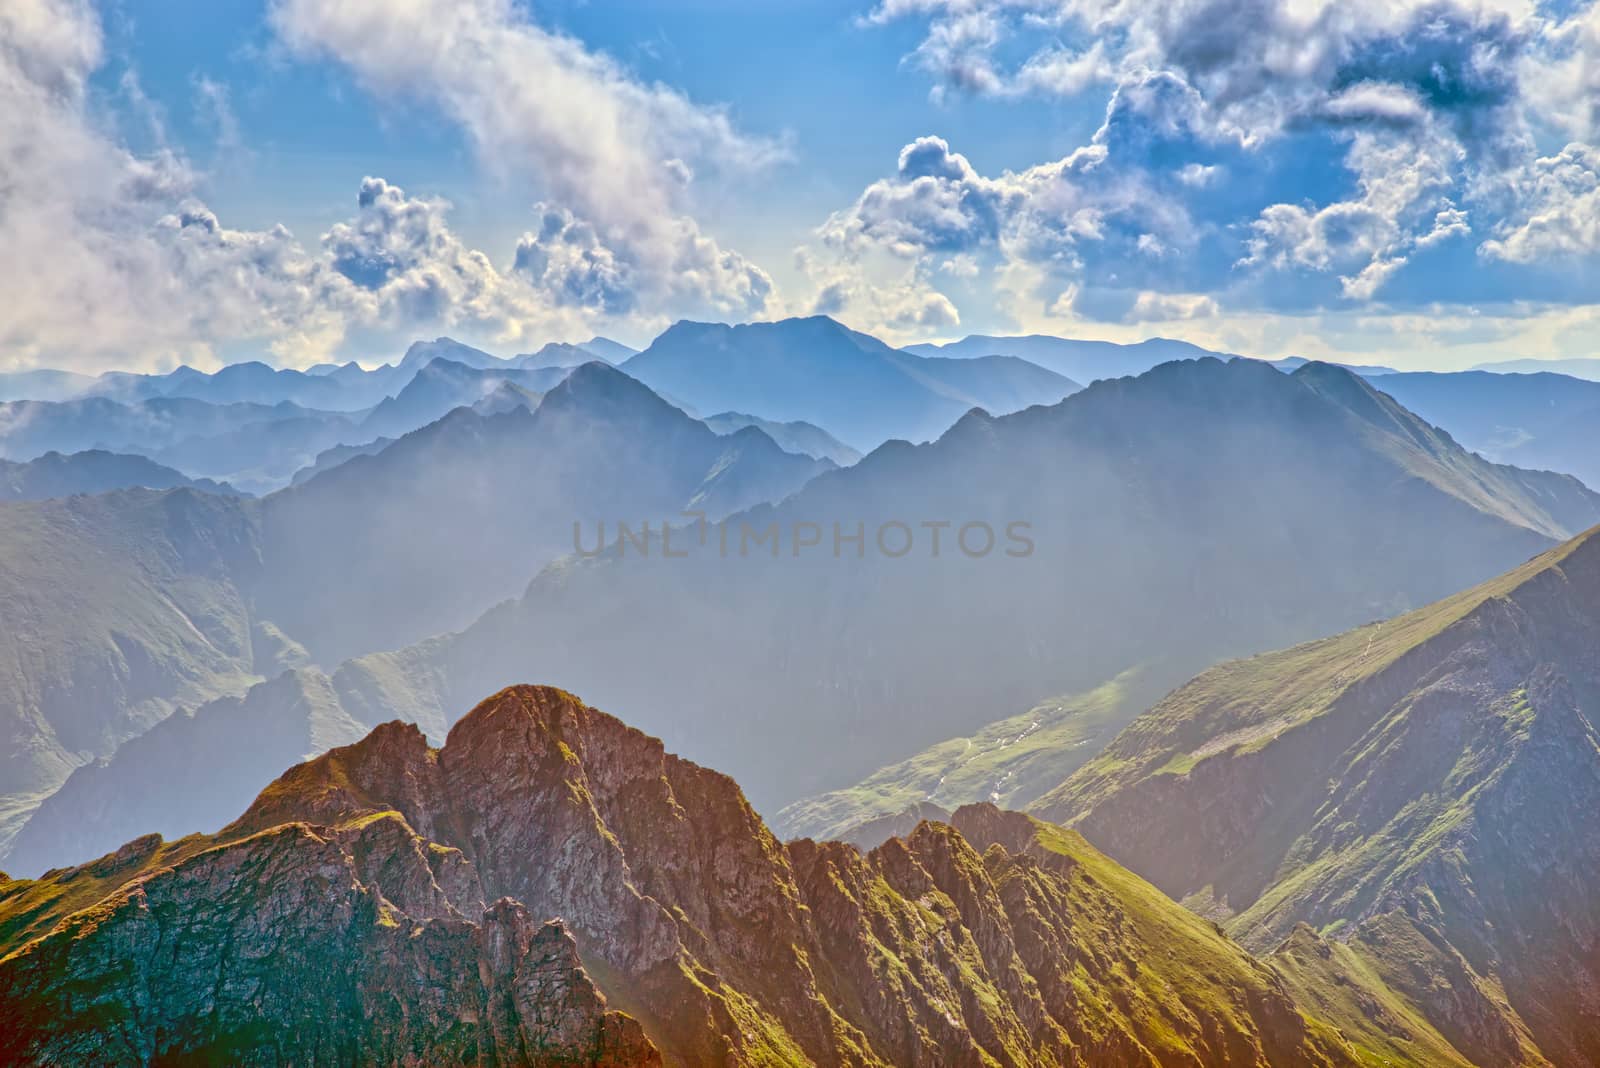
top-left (3, 685), bottom-right (1397, 1066)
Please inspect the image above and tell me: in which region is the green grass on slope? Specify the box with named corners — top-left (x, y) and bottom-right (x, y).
top-left (1270, 924), bottom-right (1474, 1068)
top-left (777, 664), bottom-right (1178, 841)
top-left (1036, 531), bottom-right (1594, 821)
top-left (1018, 817), bottom-right (1409, 1066)
top-left (1223, 687), bottom-right (1535, 948)
top-left (0, 832), bottom-right (215, 958)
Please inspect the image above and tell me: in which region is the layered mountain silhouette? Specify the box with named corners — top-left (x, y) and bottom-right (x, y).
top-left (702, 411), bottom-right (863, 465)
top-left (287, 436), bottom-right (395, 486)
top-left (621, 315), bottom-right (1081, 449)
top-left (0, 364), bottom-right (830, 853)
top-left (0, 685), bottom-right (1423, 1067)
top-left (1368, 370), bottom-right (1600, 491)
top-left (254, 361), bottom-right (832, 664)
top-left (1473, 356), bottom-right (1600, 381)
top-left (353, 358), bottom-right (569, 440)
top-left (89, 359), bottom-right (382, 410)
top-left (904, 332), bottom-right (1229, 382)
top-left (0, 338), bottom-right (572, 494)
top-left (0, 395), bottom-right (353, 468)
top-left (0, 450), bottom-right (238, 500)
top-left (1033, 525), bottom-right (1600, 1066)
top-left (23, 357), bottom-right (1600, 877)
top-left (328, 359), bottom-right (1594, 809)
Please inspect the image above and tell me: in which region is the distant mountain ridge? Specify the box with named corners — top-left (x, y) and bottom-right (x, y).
top-left (1472, 356), bottom-right (1600, 381)
top-left (0, 364), bottom-right (832, 855)
top-left (905, 332), bottom-right (1232, 383)
top-left (254, 361), bottom-right (834, 666)
top-left (702, 411), bottom-right (862, 465)
top-left (25, 357), bottom-right (1600, 878)
top-left (622, 315), bottom-right (1081, 449)
top-left (0, 450), bottom-right (239, 501)
top-left (354, 358), bottom-right (568, 440)
top-left (1367, 370), bottom-right (1600, 491)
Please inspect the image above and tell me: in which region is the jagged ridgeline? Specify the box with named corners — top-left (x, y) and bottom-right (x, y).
top-left (4, 685), bottom-right (1437, 1067)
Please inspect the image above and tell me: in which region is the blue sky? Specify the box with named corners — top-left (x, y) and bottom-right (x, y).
top-left (6, 0), bottom-right (1600, 372)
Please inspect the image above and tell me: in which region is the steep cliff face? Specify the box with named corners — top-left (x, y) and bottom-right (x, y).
top-left (0, 814), bottom-right (657, 1067)
top-left (0, 685), bottom-right (1401, 1067)
top-left (1035, 528), bottom-right (1600, 1067)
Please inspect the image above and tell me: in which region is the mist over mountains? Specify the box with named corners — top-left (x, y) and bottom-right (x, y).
top-left (11, 343), bottom-right (1599, 880)
top-left (0, 359), bottom-right (833, 852)
top-left (5, 315), bottom-right (1600, 1066)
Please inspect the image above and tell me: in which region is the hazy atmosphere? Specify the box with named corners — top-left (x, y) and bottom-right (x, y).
top-left (4, 2), bottom-right (1600, 1066)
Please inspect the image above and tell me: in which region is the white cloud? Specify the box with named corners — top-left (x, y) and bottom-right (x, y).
top-left (856, 0), bottom-right (1565, 313)
top-left (805, 115), bottom-right (1207, 333)
top-left (270, 0), bottom-right (779, 323)
top-left (322, 176), bottom-right (588, 343)
top-left (1127, 291), bottom-right (1220, 321)
top-left (0, 0), bottom-right (327, 371)
top-left (0, 0), bottom-right (783, 372)
top-left (1242, 124), bottom-right (1466, 299)
top-left (1480, 143), bottom-right (1600, 262)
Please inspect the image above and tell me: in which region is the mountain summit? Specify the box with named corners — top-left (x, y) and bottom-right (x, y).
top-left (2, 685), bottom-right (1419, 1067)
top-left (620, 315), bottom-right (1080, 448)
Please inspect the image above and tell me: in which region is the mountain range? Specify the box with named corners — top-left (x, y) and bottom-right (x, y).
top-left (0, 450), bottom-right (238, 501)
top-left (5, 317), bottom-right (1600, 1065)
top-left (16, 356), bottom-right (1599, 878)
top-left (351, 358), bottom-right (569, 441)
top-left (0, 363), bottom-right (830, 854)
top-left (621, 316), bottom-right (1082, 449)
top-left (0, 685), bottom-right (1451, 1067)
top-left (1366, 370), bottom-right (1600, 491)
top-left (903, 333), bottom-right (1229, 383)
top-left (252, 361), bottom-right (833, 665)
top-left (1472, 356), bottom-right (1600, 381)
top-left (0, 336), bottom-right (635, 413)
top-left (701, 411), bottom-right (863, 465)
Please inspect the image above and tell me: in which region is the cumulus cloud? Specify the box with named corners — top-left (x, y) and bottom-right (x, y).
top-left (1242, 123), bottom-right (1467, 299)
top-left (0, 0), bottom-right (342, 371)
top-left (856, 0), bottom-right (1582, 310)
top-left (0, 0), bottom-right (782, 372)
top-left (1126, 291), bottom-right (1220, 321)
top-left (270, 0), bottom-right (778, 323)
top-left (1480, 144), bottom-right (1600, 262)
top-left (800, 248), bottom-right (962, 342)
top-left (805, 86), bottom-right (1218, 332)
top-left (321, 176), bottom-right (589, 339)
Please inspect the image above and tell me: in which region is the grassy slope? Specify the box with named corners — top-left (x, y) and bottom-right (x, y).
top-left (1031, 529), bottom-right (1600, 1067)
top-left (1034, 532), bottom-right (1589, 822)
top-left (1269, 924), bottom-right (1475, 1068)
top-left (1000, 814), bottom-right (1436, 1067)
top-left (776, 663), bottom-right (1190, 841)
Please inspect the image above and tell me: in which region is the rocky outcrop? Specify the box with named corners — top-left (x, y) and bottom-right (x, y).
top-left (0, 815), bottom-right (657, 1066)
top-left (1, 685), bottom-right (1400, 1066)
